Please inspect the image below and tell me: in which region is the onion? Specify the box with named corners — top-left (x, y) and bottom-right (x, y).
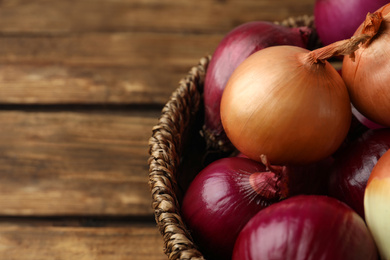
top-left (333, 110), bottom-right (369, 157)
top-left (351, 104), bottom-right (385, 129)
top-left (365, 149), bottom-right (390, 260)
top-left (237, 153), bottom-right (333, 196)
top-left (314, 0), bottom-right (388, 45)
top-left (181, 157), bottom-right (288, 259)
top-left (203, 21), bottom-right (314, 149)
top-left (329, 128), bottom-right (390, 219)
top-left (342, 5), bottom-right (390, 127)
top-left (233, 195), bottom-right (378, 260)
top-left (219, 35), bottom-right (370, 165)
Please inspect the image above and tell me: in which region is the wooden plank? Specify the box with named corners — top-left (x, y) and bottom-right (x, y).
top-left (0, 64), bottom-right (187, 105)
top-left (0, 220), bottom-right (166, 260)
top-left (0, 32), bottom-right (217, 67)
top-left (0, 32), bottom-right (221, 105)
top-left (0, 1), bottom-right (315, 105)
top-left (0, 0), bottom-right (314, 34)
top-left (0, 109), bottom-right (161, 216)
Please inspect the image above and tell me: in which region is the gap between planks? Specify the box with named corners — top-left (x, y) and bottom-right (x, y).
top-left (0, 216), bottom-right (166, 260)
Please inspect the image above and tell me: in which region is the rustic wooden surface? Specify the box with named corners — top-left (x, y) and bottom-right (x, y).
top-left (0, 0), bottom-right (314, 259)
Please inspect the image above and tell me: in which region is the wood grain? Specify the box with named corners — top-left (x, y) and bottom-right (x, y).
top-left (0, 109), bottom-right (160, 216)
top-left (0, 32), bottom-right (221, 105)
top-left (0, 221), bottom-right (166, 260)
top-left (0, 0), bottom-right (314, 34)
top-left (0, 1), bottom-right (318, 258)
top-left (0, 0), bottom-right (315, 105)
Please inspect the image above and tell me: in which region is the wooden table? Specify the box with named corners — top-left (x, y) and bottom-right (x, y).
top-left (0, 1), bottom-right (314, 259)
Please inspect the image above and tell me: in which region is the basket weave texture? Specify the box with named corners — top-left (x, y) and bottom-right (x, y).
top-left (148, 15), bottom-right (318, 260)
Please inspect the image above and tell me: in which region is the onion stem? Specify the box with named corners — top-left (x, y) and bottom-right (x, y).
top-left (304, 11), bottom-right (384, 64)
top-left (247, 154), bottom-right (289, 199)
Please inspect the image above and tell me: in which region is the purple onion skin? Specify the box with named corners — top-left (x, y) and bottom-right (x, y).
top-left (314, 0), bottom-right (388, 46)
top-left (233, 195), bottom-right (378, 260)
top-left (203, 22), bottom-right (313, 144)
top-left (329, 128), bottom-right (390, 219)
top-left (237, 153), bottom-right (334, 196)
top-left (181, 157), bottom-right (283, 260)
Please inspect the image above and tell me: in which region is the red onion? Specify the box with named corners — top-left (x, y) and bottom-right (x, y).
top-left (203, 21), bottom-right (314, 149)
top-left (329, 128), bottom-right (390, 219)
top-left (237, 153), bottom-right (333, 196)
top-left (181, 157), bottom-right (288, 259)
top-left (233, 195), bottom-right (378, 260)
top-left (314, 0), bottom-right (388, 45)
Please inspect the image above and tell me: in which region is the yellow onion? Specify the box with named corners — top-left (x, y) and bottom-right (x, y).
top-left (364, 148), bottom-right (390, 260)
top-left (220, 35), bottom-right (372, 165)
top-left (343, 4), bottom-right (390, 126)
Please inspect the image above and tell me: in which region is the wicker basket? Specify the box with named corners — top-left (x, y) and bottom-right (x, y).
top-left (148, 15), bottom-right (320, 260)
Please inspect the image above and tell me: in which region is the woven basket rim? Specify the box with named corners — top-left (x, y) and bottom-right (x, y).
top-left (148, 56), bottom-right (209, 260)
top-left (148, 15), bottom-right (317, 260)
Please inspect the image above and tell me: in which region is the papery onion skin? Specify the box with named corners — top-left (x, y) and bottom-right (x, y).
top-left (237, 154), bottom-right (334, 196)
top-left (203, 21), bottom-right (313, 149)
top-left (233, 195), bottom-right (378, 260)
top-left (342, 4), bottom-right (390, 127)
top-left (329, 128), bottom-right (390, 219)
top-left (314, 0), bottom-right (389, 45)
top-left (181, 157), bottom-right (286, 259)
top-left (352, 104), bottom-right (385, 129)
top-left (365, 149), bottom-right (390, 260)
top-left (220, 45), bottom-right (351, 165)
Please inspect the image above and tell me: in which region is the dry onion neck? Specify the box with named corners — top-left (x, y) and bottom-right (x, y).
top-left (303, 11), bottom-right (384, 65)
top-left (248, 154), bottom-right (289, 200)
top-left (361, 10), bottom-right (383, 37)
